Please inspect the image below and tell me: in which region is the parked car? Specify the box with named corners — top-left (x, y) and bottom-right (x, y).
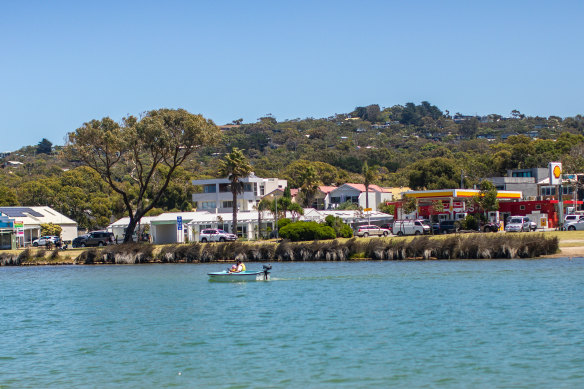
top-left (200, 229), bottom-right (237, 243)
top-left (392, 220), bottom-right (430, 236)
top-left (505, 216), bottom-right (537, 232)
top-left (355, 224), bottom-right (390, 237)
top-left (72, 231), bottom-right (115, 247)
top-left (564, 214), bottom-right (584, 224)
top-left (481, 221), bottom-right (500, 233)
top-left (435, 220), bottom-right (460, 234)
top-left (564, 220), bottom-right (584, 231)
top-left (32, 236), bottom-right (60, 247)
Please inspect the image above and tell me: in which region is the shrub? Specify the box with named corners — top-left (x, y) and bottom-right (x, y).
top-left (277, 218), bottom-right (292, 229)
top-left (324, 215), bottom-right (354, 238)
top-left (461, 215), bottom-right (479, 231)
top-left (279, 221), bottom-right (336, 242)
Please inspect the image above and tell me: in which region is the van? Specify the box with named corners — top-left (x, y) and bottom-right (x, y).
top-left (392, 220), bottom-right (429, 236)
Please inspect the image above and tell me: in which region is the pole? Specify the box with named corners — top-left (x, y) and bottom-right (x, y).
top-left (275, 197), bottom-right (278, 239)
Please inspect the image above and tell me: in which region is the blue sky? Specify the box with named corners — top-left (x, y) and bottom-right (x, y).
top-left (1, 0), bottom-right (583, 151)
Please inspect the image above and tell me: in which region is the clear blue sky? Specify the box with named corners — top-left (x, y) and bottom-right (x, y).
top-left (1, 0), bottom-right (583, 151)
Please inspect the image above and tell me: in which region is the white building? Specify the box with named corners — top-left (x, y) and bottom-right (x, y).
top-left (327, 184), bottom-right (393, 211)
top-left (108, 208), bottom-right (393, 245)
top-left (192, 173), bottom-right (287, 214)
top-left (0, 206), bottom-right (78, 245)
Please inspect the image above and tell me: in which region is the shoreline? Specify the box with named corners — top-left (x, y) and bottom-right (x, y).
top-left (1, 232), bottom-right (576, 265)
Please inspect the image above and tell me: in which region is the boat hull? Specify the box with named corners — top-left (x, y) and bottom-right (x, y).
top-left (207, 270), bottom-right (267, 282)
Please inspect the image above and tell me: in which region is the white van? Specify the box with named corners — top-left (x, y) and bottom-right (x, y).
top-left (392, 220), bottom-right (429, 236)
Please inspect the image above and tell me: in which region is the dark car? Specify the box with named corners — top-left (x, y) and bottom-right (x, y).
top-left (73, 231), bottom-right (114, 247)
top-left (481, 221), bottom-right (500, 233)
top-left (436, 220), bottom-right (460, 234)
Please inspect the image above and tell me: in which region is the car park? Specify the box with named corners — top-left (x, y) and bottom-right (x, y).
top-left (355, 224), bottom-right (390, 237)
top-left (200, 229), bottom-right (237, 242)
top-left (32, 236), bottom-right (60, 247)
top-left (72, 231), bottom-right (115, 247)
top-left (505, 216), bottom-right (536, 232)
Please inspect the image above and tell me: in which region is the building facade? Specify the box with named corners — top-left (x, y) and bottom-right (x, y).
top-left (192, 174), bottom-right (287, 213)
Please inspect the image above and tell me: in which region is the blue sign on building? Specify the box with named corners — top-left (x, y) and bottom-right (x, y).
top-left (0, 215), bottom-right (14, 229)
top-left (177, 216), bottom-right (183, 231)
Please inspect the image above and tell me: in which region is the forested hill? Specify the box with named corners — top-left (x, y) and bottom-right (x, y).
top-left (2, 102), bottom-right (584, 230)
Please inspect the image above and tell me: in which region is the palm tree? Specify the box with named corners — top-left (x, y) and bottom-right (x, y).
top-left (218, 148), bottom-right (252, 237)
top-left (362, 161), bottom-right (376, 210)
top-left (254, 197), bottom-right (272, 239)
top-left (299, 166), bottom-right (320, 208)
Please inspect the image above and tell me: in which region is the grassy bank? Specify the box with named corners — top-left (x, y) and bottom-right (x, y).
top-left (0, 231), bottom-right (566, 266)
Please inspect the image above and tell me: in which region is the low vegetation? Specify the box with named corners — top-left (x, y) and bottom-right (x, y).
top-left (2, 233), bottom-right (560, 266)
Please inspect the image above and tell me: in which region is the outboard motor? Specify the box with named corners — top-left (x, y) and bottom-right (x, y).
top-left (262, 264), bottom-right (272, 280)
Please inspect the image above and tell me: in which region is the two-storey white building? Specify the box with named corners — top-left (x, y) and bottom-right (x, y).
top-left (192, 173), bottom-right (287, 214)
top-left (327, 184), bottom-right (393, 211)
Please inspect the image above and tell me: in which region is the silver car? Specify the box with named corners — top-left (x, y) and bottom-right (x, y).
top-left (505, 216), bottom-right (536, 232)
top-left (355, 224), bottom-right (391, 237)
top-left (564, 220), bottom-right (584, 231)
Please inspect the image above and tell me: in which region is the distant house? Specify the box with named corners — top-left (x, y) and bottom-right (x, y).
top-left (0, 206), bottom-right (78, 246)
top-left (328, 183), bottom-right (393, 211)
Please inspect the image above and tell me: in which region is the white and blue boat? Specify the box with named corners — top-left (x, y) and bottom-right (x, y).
top-left (208, 265), bottom-right (272, 282)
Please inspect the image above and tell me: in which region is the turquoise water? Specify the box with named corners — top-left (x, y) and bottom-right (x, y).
top-left (1, 259), bottom-right (584, 388)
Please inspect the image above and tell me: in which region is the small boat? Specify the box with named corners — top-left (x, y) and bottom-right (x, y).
top-left (208, 265), bottom-right (272, 282)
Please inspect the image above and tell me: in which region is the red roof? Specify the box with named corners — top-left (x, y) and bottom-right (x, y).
top-left (343, 183), bottom-right (391, 193)
top-left (318, 186), bottom-right (337, 193)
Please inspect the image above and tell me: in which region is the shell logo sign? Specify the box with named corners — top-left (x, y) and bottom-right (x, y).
top-left (549, 162), bottom-right (562, 185)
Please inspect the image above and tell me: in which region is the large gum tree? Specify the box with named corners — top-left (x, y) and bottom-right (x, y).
top-left (64, 108), bottom-right (220, 243)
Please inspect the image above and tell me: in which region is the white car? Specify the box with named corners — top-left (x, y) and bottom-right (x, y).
top-left (505, 216), bottom-right (537, 232)
top-left (200, 229), bottom-right (237, 243)
top-left (32, 236), bottom-right (60, 247)
top-left (564, 220), bottom-right (584, 231)
top-left (355, 225), bottom-right (391, 237)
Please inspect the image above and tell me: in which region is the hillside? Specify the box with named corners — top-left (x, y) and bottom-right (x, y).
top-left (1, 101), bottom-right (584, 230)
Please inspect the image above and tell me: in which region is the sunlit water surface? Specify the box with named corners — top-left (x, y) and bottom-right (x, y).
top-left (1, 259), bottom-right (584, 388)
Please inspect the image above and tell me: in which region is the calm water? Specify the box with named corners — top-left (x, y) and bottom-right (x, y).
top-left (1, 259), bottom-right (584, 388)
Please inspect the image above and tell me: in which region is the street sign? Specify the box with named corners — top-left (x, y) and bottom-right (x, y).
top-left (177, 216), bottom-right (183, 231)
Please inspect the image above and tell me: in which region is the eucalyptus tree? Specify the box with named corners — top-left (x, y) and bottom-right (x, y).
top-left (218, 148), bottom-right (252, 236)
top-left (64, 109), bottom-right (220, 242)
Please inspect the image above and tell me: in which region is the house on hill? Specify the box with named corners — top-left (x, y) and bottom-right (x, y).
top-left (328, 184), bottom-right (393, 211)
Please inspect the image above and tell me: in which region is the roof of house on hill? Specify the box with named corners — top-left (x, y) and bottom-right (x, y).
top-left (342, 183), bottom-right (392, 193)
top-left (318, 186), bottom-right (337, 193)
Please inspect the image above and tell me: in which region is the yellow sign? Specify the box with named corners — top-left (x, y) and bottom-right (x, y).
top-left (553, 165), bottom-right (561, 179)
top-left (364, 208), bottom-right (372, 212)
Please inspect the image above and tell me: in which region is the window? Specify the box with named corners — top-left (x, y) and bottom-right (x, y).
top-left (260, 185), bottom-right (265, 196)
top-left (331, 196), bottom-right (341, 204)
top-left (349, 196), bottom-right (359, 204)
top-left (512, 171), bottom-right (532, 178)
top-left (243, 183), bottom-right (253, 192)
top-left (203, 184), bottom-right (216, 193)
top-left (200, 201), bottom-right (216, 210)
top-left (540, 187), bottom-right (555, 196)
top-left (222, 201), bottom-right (233, 208)
top-left (520, 205), bottom-right (525, 210)
top-left (219, 183), bottom-right (230, 192)
top-left (535, 204), bottom-right (541, 210)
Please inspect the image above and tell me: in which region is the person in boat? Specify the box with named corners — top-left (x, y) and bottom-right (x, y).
top-left (229, 260), bottom-right (246, 273)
